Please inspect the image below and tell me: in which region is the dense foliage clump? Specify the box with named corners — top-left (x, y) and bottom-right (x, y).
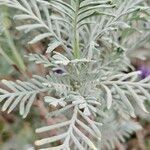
top-left (0, 0), bottom-right (150, 149)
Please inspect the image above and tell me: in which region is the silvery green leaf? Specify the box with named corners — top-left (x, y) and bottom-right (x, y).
top-left (71, 133), bottom-right (85, 150)
top-left (126, 85), bottom-right (148, 113)
top-left (36, 121), bottom-right (71, 133)
top-left (113, 84), bottom-right (135, 118)
top-left (35, 133), bottom-right (67, 146)
top-left (0, 77), bottom-right (49, 117)
top-left (102, 37), bottom-right (126, 51)
top-left (44, 96), bottom-right (66, 107)
top-left (37, 0), bottom-right (50, 5)
top-left (36, 106), bottom-right (101, 149)
top-left (137, 86), bottom-right (150, 102)
top-left (29, 33), bottom-right (52, 44)
top-left (52, 52), bottom-right (70, 65)
top-left (113, 22), bottom-right (131, 29)
top-left (14, 14), bottom-right (35, 20)
top-left (119, 71), bottom-right (140, 81)
top-left (73, 126), bottom-right (97, 150)
top-left (101, 84), bottom-right (112, 109)
top-left (21, 0), bottom-right (32, 11)
top-left (31, 0), bottom-right (42, 19)
top-left (80, 0), bottom-right (111, 7)
top-left (46, 39), bottom-right (61, 53)
top-left (16, 24), bottom-right (44, 31)
top-left (27, 53), bottom-right (51, 67)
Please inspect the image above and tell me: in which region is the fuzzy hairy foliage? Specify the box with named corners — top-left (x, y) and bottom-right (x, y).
top-left (0, 0), bottom-right (150, 150)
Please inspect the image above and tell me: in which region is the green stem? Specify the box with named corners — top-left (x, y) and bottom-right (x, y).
top-left (73, 0), bottom-right (80, 59)
top-left (0, 46), bottom-right (14, 65)
top-left (1, 6), bottom-right (26, 73)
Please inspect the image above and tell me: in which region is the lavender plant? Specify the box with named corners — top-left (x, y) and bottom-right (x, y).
top-left (0, 0), bottom-right (150, 149)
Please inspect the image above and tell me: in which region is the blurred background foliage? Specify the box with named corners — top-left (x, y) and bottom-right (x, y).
top-left (0, 1), bottom-right (150, 150)
top-left (0, 5), bottom-right (46, 150)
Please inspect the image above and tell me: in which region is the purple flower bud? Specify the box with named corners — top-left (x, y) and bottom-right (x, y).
top-left (54, 69), bottom-right (64, 74)
top-left (138, 65), bottom-right (150, 79)
top-left (52, 67), bottom-right (66, 75)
